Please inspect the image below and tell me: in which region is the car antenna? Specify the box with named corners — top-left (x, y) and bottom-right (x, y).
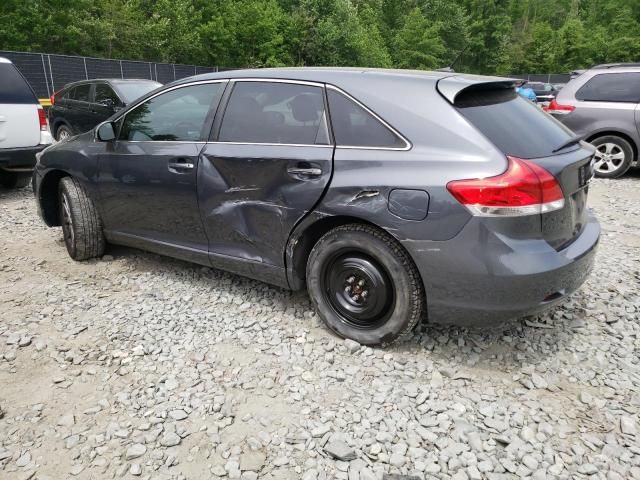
top-left (436, 44), bottom-right (469, 73)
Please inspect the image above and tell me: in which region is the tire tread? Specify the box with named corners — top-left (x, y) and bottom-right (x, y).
top-left (59, 177), bottom-right (105, 260)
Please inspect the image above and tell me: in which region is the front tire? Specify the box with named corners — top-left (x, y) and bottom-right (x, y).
top-left (591, 135), bottom-right (633, 178)
top-left (58, 177), bottom-right (105, 260)
top-left (306, 224), bottom-right (425, 346)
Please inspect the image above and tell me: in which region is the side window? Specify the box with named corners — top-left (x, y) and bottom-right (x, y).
top-left (218, 82), bottom-right (329, 145)
top-left (576, 73), bottom-right (640, 103)
top-left (0, 63), bottom-right (37, 104)
top-left (94, 84), bottom-right (121, 106)
top-left (119, 83), bottom-right (224, 141)
top-left (327, 89), bottom-right (406, 148)
top-left (71, 84), bottom-right (91, 102)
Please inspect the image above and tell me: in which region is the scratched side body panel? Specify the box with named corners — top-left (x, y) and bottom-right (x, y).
top-left (198, 143), bottom-right (333, 286)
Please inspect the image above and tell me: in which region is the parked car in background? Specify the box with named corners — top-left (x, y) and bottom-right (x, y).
top-left (48, 79), bottom-right (160, 141)
top-left (527, 81), bottom-right (561, 106)
top-left (0, 57), bottom-right (53, 188)
top-left (547, 63), bottom-right (640, 178)
top-left (515, 81), bottom-right (537, 102)
top-left (33, 68), bottom-right (599, 346)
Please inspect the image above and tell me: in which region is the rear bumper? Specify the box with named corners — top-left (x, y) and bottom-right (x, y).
top-left (0, 145), bottom-right (47, 172)
top-left (405, 211), bottom-right (600, 326)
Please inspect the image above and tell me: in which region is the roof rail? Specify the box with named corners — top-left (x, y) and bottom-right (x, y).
top-left (592, 62), bottom-right (640, 69)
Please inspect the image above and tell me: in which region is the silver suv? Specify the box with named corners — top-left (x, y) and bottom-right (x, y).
top-left (547, 63), bottom-right (640, 178)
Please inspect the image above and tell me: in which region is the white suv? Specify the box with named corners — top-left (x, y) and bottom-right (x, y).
top-left (0, 57), bottom-right (53, 188)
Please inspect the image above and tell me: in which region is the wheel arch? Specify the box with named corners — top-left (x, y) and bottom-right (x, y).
top-left (585, 130), bottom-right (638, 162)
top-left (285, 214), bottom-right (413, 291)
top-left (38, 169), bottom-right (71, 226)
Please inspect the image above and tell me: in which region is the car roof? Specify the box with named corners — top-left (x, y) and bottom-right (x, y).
top-left (63, 78), bottom-right (159, 89)
top-left (0, 57), bottom-right (12, 64)
top-left (588, 64), bottom-right (640, 73)
top-left (168, 67), bottom-right (511, 88)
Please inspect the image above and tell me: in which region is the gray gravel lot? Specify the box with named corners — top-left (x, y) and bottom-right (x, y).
top-left (1, 173), bottom-right (639, 480)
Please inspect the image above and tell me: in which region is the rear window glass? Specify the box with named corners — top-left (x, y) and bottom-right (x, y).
top-left (455, 87), bottom-right (573, 159)
top-left (327, 90), bottom-right (406, 148)
top-left (0, 63), bottom-right (37, 104)
top-left (114, 81), bottom-right (161, 103)
top-left (219, 82), bottom-right (329, 145)
top-left (70, 84), bottom-right (91, 102)
top-left (575, 73), bottom-right (640, 103)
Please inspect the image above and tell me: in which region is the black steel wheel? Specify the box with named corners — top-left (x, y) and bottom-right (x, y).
top-left (307, 224), bottom-right (425, 346)
top-left (321, 251), bottom-right (395, 329)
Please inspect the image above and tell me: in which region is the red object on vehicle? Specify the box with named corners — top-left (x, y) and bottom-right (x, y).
top-left (37, 105), bottom-right (48, 131)
top-left (49, 94), bottom-right (55, 106)
top-left (446, 156), bottom-right (565, 216)
top-left (545, 98), bottom-right (575, 114)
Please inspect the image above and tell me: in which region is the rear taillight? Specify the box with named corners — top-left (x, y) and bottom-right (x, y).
top-left (37, 105), bottom-right (48, 131)
top-left (545, 98), bottom-right (575, 115)
top-left (50, 94), bottom-right (55, 106)
top-left (446, 156), bottom-right (565, 217)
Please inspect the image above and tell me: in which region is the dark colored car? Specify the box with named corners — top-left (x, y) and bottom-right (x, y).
top-left (526, 82), bottom-right (560, 106)
top-left (33, 68), bottom-right (600, 346)
top-left (48, 79), bottom-right (160, 141)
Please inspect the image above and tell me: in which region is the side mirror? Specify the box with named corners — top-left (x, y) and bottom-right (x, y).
top-left (96, 122), bottom-right (116, 141)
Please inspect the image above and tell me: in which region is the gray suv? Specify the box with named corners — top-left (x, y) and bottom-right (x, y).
top-left (547, 63), bottom-right (640, 178)
top-left (33, 68), bottom-right (599, 345)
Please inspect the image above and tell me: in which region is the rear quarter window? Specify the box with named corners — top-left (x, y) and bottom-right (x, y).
top-left (327, 89), bottom-right (407, 148)
top-left (575, 72), bottom-right (640, 103)
top-left (0, 63), bottom-right (37, 104)
top-left (455, 87), bottom-right (573, 159)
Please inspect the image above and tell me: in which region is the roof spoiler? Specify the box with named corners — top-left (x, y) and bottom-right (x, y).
top-left (436, 74), bottom-right (517, 104)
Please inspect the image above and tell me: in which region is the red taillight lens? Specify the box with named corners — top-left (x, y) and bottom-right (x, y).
top-left (446, 156), bottom-right (565, 216)
top-left (50, 94), bottom-right (55, 106)
top-left (545, 98), bottom-right (575, 114)
top-left (37, 105), bottom-right (48, 131)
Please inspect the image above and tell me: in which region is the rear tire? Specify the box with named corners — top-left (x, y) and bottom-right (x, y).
top-left (591, 135), bottom-right (633, 178)
top-left (58, 177), bottom-right (105, 260)
top-left (56, 124), bottom-right (73, 142)
top-left (0, 172), bottom-right (31, 189)
top-left (306, 224), bottom-right (425, 346)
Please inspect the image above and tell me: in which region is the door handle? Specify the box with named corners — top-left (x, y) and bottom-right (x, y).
top-left (287, 166), bottom-right (322, 177)
top-left (168, 158), bottom-right (194, 173)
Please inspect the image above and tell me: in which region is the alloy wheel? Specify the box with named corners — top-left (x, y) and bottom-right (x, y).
top-left (61, 192), bottom-right (74, 246)
top-left (594, 142), bottom-right (626, 174)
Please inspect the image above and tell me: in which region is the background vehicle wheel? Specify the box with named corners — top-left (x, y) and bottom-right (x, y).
top-left (591, 135), bottom-right (633, 178)
top-left (58, 177), bottom-right (105, 260)
top-left (0, 172), bottom-right (31, 189)
top-left (56, 125), bottom-right (73, 142)
top-left (306, 224), bottom-right (425, 346)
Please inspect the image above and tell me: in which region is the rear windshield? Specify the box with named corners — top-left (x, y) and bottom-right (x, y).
top-left (114, 81), bottom-right (161, 103)
top-left (455, 87), bottom-right (573, 159)
top-left (0, 63), bottom-right (37, 104)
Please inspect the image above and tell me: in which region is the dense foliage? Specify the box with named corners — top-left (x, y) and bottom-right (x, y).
top-left (2, 0), bottom-right (639, 74)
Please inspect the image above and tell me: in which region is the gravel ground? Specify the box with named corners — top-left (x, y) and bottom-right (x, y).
top-left (1, 172), bottom-right (639, 480)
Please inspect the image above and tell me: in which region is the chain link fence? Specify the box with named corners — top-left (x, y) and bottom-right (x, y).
top-left (0, 50), bottom-right (222, 101)
top-left (1, 49), bottom-right (573, 103)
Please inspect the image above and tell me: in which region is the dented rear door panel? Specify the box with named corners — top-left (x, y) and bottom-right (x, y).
top-left (198, 143), bottom-right (333, 270)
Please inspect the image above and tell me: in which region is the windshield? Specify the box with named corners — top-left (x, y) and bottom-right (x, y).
top-left (455, 87), bottom-right (574, 159)
top-left (114, 81), bottom-right (161, 103)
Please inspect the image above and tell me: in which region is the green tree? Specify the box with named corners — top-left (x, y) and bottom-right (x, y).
top-left (393, 7), bottom-right (445, 69)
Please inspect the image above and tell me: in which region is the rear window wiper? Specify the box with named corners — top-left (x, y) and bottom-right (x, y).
top-left (552, 135), bottom-right (582, 153)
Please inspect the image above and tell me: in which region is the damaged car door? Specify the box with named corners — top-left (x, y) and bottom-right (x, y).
top-left (199, 80), bottom-right (333, 283)
top-left (97, 81), bottom-right (226, 262)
